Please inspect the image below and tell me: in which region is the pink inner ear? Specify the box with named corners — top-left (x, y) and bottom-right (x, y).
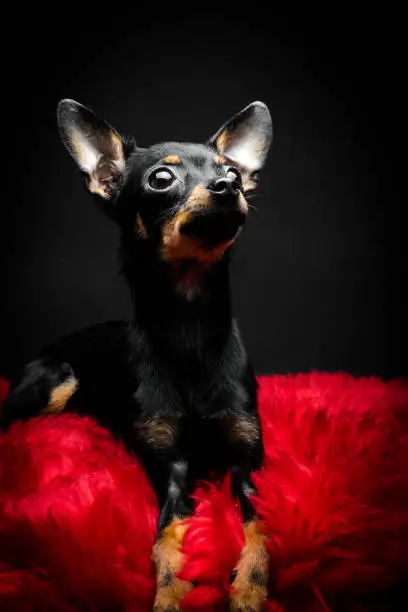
top-left (88, 158), bottom-right (121, 199)
top-left (219, 131), bottom-right (268, 175)
top-left (211, 103), bottom-right (272, 177)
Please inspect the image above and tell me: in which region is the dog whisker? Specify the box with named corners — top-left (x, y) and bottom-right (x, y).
top-left (155, 205), bottom-right (180, 225)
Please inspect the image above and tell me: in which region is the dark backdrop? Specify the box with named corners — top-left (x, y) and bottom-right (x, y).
top-left (1, 10), bottom-right (406, 380)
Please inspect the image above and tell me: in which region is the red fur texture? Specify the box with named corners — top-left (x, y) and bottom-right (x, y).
top-left (0, 372), bottom-right (408, 611)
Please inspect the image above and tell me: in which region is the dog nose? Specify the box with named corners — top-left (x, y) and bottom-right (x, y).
top-left (207, 177), bottom-right (241, 196)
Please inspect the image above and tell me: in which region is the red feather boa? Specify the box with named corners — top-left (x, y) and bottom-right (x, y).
top-left (0, 373), bottom-right (407, 611)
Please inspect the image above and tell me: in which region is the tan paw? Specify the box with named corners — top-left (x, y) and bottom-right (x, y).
top-left (153, 576), bottom-right (193, 611)
top-left (229, 521), bottom-right (269, 611)
top-left (229, 583), bottom-right (267, 611)
top-left (153, 517), bottom-right (193, 611)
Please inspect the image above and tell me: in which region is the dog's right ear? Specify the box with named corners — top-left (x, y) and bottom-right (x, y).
top-left (57, 99), bottom-right (126, 200)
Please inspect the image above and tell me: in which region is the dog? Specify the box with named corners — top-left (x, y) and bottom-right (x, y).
top-left (1, 98), bottom-right (273, 610)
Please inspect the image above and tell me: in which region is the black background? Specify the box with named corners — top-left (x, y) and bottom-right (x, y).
top-left (1, 9), bottom-right (406, 380)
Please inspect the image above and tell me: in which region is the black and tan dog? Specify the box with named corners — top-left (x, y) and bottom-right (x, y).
top-left (1, 99), bottom-right (273, 610)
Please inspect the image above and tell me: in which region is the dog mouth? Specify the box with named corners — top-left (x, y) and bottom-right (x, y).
top-left (180, 209), bottom-right (247, 247)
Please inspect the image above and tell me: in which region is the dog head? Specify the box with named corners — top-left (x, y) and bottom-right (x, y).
top-left (57, 99), bottom-right (272, 296)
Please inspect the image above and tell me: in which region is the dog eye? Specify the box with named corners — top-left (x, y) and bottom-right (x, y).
top-left (148, 169), bottom-right (175, 190)
top-left (226, 167), bottom-right (242, 183)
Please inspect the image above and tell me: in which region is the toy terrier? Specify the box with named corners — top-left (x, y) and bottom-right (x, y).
top-left (1, 98), bottom-right (273, 610)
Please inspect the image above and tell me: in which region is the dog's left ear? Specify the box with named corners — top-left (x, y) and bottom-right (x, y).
top-left (57, 99), bottom-right (125, 200)
top-left (208, 101), bottom-right (272, 191)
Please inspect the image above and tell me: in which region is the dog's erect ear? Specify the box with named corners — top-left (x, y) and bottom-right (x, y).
top-left (57, 99), bottom-right (125, 200)
top-left (208, 101), bottom-right (272, 191)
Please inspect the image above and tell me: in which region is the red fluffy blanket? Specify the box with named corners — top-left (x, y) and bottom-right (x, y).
top-left (0, 373), bottom-right (407, 611)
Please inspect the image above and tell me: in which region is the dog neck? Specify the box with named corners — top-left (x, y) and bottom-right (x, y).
top-left (119, 232), bottom-right (233, 342)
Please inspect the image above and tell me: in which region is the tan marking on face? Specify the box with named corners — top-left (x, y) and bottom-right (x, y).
top-left (238, 191), bottom-right (249, 214)
top-left (215, 154), bottom-right (225, 165)
top-left (152, 517), bottom-right (193, 610)
top-left (161, 183), bottom-right (243, 298)
top-left (135, 213), bottom-right (148, 239)
top-left (185, 183), bottom-right (212, 212)
top-left (230, 521), bottom-right (269, 611)
top-left (136, 418), bottom-right (176, 449)
top-left (161, 210), bottom-right (194, 262)
top-left (163, 155), bottom-right (181, 165)
top-left (162, 228), bottom-right (234, 265)
top-left (42, 377), bottom-right (78, 414)
top-left (161, 185), bottom-right (216, 263)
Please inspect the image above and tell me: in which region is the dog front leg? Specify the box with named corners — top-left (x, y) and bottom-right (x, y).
top-left (229, 465), bottom-right (269, 611)
top-left (224, 411), bottom-right (268, 612)
top-left (151, 459), bottom-right (195, 612)
top-left (0, 357), bottom-right (78, 430)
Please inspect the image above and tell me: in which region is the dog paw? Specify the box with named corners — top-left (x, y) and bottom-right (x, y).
top-left (153, 574), bottom-right (193, 611)
top-left (229, 584), bottom-right (267, 611)
top-left (229, 521), bottom-right (269, 612)
top-left (153, 518), bottom-right (193, 611)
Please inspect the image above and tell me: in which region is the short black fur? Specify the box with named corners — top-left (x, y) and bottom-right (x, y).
top-left (1, 99), bottom-right (273, 601)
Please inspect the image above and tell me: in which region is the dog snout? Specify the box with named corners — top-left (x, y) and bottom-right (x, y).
top-left (207, 177), bottom-right (241, 197)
